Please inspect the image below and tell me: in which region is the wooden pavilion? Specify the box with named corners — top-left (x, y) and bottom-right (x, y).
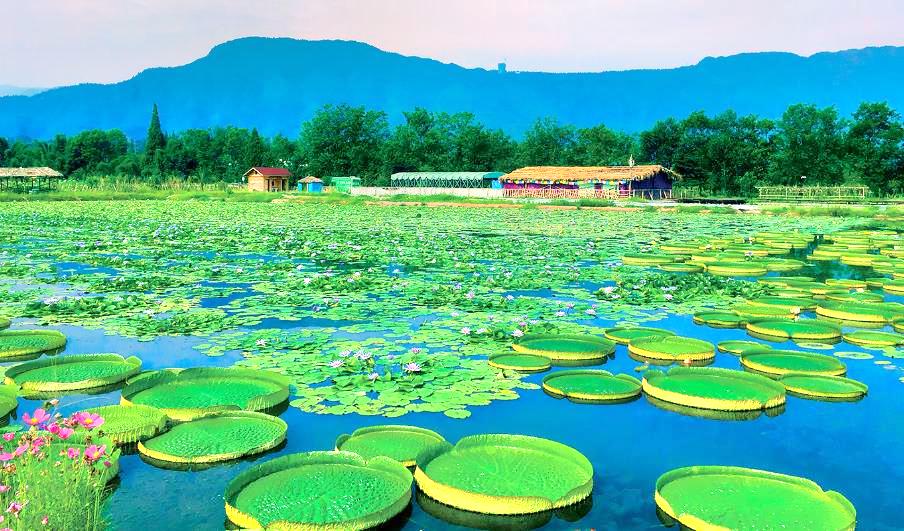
top-left (500, 165), bottom-right (679, 199)
top-left (243, 167), bottom-right (292, 192)
top-left (0, 167), bottom-right (64, 192)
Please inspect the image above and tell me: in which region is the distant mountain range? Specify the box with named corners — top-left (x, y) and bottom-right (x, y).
top-left (0, 85), bottom-right (45, 98)
top-left (2, 37), bottom-right (903, 139)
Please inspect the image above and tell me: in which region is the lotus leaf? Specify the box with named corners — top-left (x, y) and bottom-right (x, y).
top-left (643, 366), bottom-right (786, 412)
top-left (741, 350), bottom-right (847, 377)
top-left (0, 329), bottom-right (67, 361)
top-left (4, 353), bottom-right (141, 394)
top-left (542, 369), bottom-right (641, 402)
top-left (335, 425), bottom-right (445, 466)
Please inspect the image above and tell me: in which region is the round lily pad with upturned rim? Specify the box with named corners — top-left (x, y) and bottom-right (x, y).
top-left (225, 451), bottom-right (412, 529)
top-left (139, 411), bottom-right (286, 465)
top-left (414, 434), bottom-right (593, 515)
top-left (336, 425), bottom-right (445, 467)
top-left (842, 330), bottom-right (904, 347)
top-left (815, 301), bottom-right (904, 323)
top-left (824, 291), bottom-right (885, 304)
top-left (121, 367), bottom-right (290, 421)
top-left (0, 330), bottom-right (66, 361)
top-left (488, 353), bottom-right (551, 373)
top-left (4, 353), bottom-right (141, 395)
top-left (628, 336), bottom-right (715, 363)
top-left (655, 466), bottom-right (856, 530)
top-left (657, 263), bottom-right (703, 273)
top-left (692, 311), bottom-right (746, 328)
top-left (604, 326), bottom-right (675, 345)
top-left (86, 404), bottom-right (168, 445)
top-left (0, 384), bottom-right (17, 419)
top-left (741, 350), bottom-right (847, 377)
top-left (747, 296), bottom-right (815, 311)
top-left (0, 317), bottom-right (9, 330)
top-left (732, 304), bottom-right (796, 320)
top-left (705, 261), bottom-right (768, 277)
top-left (542, 369), bottom-right (641, 403)
top-left (511, 334), bottom-right (615, 362)
top-left (642, 366), bottom-right (786, 412)
top-left (621, 253), bottom-right (676, 266)
top-left (779, 373), bottom-right (868, 401)
top-left (746, 319), bottom-right (841, 341)
top-left (717, 340), bottom-right (771, 355)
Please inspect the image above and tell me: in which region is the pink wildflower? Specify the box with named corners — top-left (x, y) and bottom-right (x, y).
top-left (5, 502), bottom-right (22, 516)
top-left (66, 447), bottom-right (80, 459)
top-left (72, 412), bottom-right (104, 430)
top-left (0, 486), bottom-right (8, 493)
top-left (41, 516), bottom-right (49, 526)
top-left (1, 433), bottom-right (13, 442)
top-left (22, 408), bottom-right (50, 427)
top-left (56, 427), bottom-right (74, 440)
top-left (0, 454), bottom-right (12, 463)
top-left (102, 460), bottom-right (112, 469)
top-left (84, 444), bottom-right (106, 463)
top-left (47, 424), bottom-right (60, 435)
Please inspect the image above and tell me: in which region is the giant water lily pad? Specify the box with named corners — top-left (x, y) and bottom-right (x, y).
top-left (717, 340), bottom-right (770, 355)
top-left (4, 353), bottom-right (141, 395)
top-left (488, 353), bottom-right (551, 373)
top-left (512, 334), bottom-right (615, 362)
top-left (0, 330), bottom-right (66, 361)
top-left (643, 367), bottom-right (786, 412)
top-left (622, 254), bottom-right (676, 266)
top-left (815, 301), bottom-right (904, 323)
top-left (655, 466), bottom-right (856, 530)
top-left (86, 404), bottom-right (168, 445)
top-left (628, 335), bottom-right (715, 363)
top-left (692, 311), bottom-right (746, 328)
top-left (747, 296), bottom-right (815, 311)
top-left (0, 384), bottom-right (17, 419)
top-left (336, 425), bottom-right (445, 467)
top-left (842, 330), bottom-right (904, 347)
top-left (706, 261), bottom-right (768, 277)
top-left (121, 367), bottom-right (290, 421)
top-left (414, 434), bottom-right (593, 515)
top-left (139, 411), bottom-right (286, 465)
top-left (604, 326), bottom-right (675, 345)
top-left (741, 350), bottom-right (847, 377)
top-left (225, 451), bottom-right (412, 529)
top-left (779, 373), bottom-right (868, 401)
top-left (746, 319), bottom-right (841, 342)
top-left (542, 370), bottom-right (641, 403)
top-left (0, 317), bottom-right (9, 330)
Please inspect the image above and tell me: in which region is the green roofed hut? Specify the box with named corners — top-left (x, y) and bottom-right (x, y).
top-left (0, 167), bottom-right (64, 192)
top-left (331, 176), bottom-right (360, 193)
top-left (390, 172), bottom-right (505, 189)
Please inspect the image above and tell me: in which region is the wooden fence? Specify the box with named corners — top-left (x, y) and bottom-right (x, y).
top-left (501, 188), bottom-right (671, 200)
top-left (755, 186), bottom-right (870, 202)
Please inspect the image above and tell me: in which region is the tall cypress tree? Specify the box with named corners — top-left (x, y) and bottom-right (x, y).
top-left (145, 103), bottom-right (166, 157)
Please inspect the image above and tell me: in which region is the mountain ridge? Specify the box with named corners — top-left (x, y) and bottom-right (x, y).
top-left (2, 37), bottom-right (903, 139)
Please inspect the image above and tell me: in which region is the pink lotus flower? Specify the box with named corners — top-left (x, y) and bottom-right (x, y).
top-left (73, 412), bottom-right (104, 430)
top-left (56, 427), bottom-right (74, 440)
top-left (22, 408), bottom-right (50, 427)
top-left (84, 444), bottom-right (106, 463)
top-left (1, 433), bottom-right (14, 442)
top-left (66, 447), bottom-right (80, 459)
top-left (403, 362), bottom-right (422, 373)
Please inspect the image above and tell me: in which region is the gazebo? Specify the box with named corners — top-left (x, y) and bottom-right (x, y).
top-left (243, 167), bottom-right (292, 192)
top-left (0, 167), bottom-right (64, 191)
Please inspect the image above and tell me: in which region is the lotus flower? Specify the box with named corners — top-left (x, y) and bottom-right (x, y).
top-left (23, 408), bottom-right (50, 427)
top-left (367, 372), bottom-right (380, 381)
top-left (328, 360), bottom-right (344, 368)
top-left (73, 412), bottom-right (104, 430)
top-left (511, 329), bottom-right (524, 338)
top-left (410, 347), bottom-right (421, 354)
top-left (460, 327), bottom-right (471, 335)
top-left (84, 444), bottom-right (106, 463)
top-left (664, 294), bottom-right (674, 301)
top-left (403, 362), bottom-right (422, 373)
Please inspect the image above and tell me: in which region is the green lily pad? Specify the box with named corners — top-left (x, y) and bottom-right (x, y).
top-left (628, 336), bottom-right (715, 363)
top-left (842, 330), bottom-right (904, 347)
top-left (0, 330), bottom-right (67, 361)
top-left (643, 366), bottom-right (786, 412)
top-left (604, 326), bottom-right (676, 345)
top-left (834, 351), bottom-right (874, 360)
top-left (4, 353), bottom-right (141, 395)
top-left (336, 425), bottom-right (446, 466)
top-left (747, 296), bottom-right (815, 311)
top-left (542, 370), bottom-right (641, 403)
top-left (692, 311), bottom-right (746, 328)
top-left (225, 451), bottom-right (412, 529)
top-left (706, 261), bottom-right (768, 277)
top-left (512, 334), bottom-right (615, 362)
top-left (86, 404), bottom-right (168, 445)
top-left (741, 350), bottom-right (847, 377)
top-left (139, 411), bottom-right (286, 465)
top-left (488, 353), bottom-right (551, 373)
top-left (717, 340), bottom-right (771, 355)
top-left (0, 384), bottom-right (17, 419)
top-left (0, 317), bottom-right (9, 330)
top-left (622, 254), bottom-right (676, 266)
top-left (746, 319), bottom-right (842, 342)
top-left (655, 466), bottom-right (856, 530)
top-left (121, 367), bottom-right (290, 421)
top-left (657, 263), bottom-right (703, 273)
top-left (815, 301), bottom-right (904, 323)
top-left (779, 373), bottom-right (868, 401)
top-left (414, 434), bottom-right (593, 515)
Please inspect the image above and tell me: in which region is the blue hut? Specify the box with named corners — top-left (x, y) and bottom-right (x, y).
top-left (298, 176), bottom-right (324, 193)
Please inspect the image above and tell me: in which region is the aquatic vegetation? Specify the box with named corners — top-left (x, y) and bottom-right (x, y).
top-left (414, 434), bottom-right (593, 515)
top-left (741, 350), bottom-right (847, 377)
top-left (655, 466), bottom-right (856, 530)
top-left (84, 404), bottom-right (168, 445)
top-left (643, 366), bottom-right (786, 412)
top-left (692, 310), bottom-right (746, 328)
top-left (604, 326), bottom-right (675, 345)
top-left (0, 329), bottom-right (67, 361)
top-left (0, 384), bottom-right (17, 420)
top-left (628, 335), bottom-right (715, 364)
top-left (596, 271), bottom-right (771, 309)
top-left (511, 334), bottom-right (615, 362)
top-left (746, 319), bottom-right (842, 342)
top-left (120, 367), bottom-right (290, 421)
top-left (779, 373), bottom-right (868, 401)
top-left (139, 411), bottom-right (287, 465)
top-left (842, 330), bottom-right (904, 347)
top-left (335, 425), bottom-right (445, 466)
top-left (4, 353), bottom-right (141, 396)
top-left (542, 369), bottom-right (642, 402)
top-left (224, 451), bottom-right (412, 529)
top-left (487, 353), bottom-right (552, 373)
top-left (0, 316), bottom-right (8, 329)
top-left (716, 340), bottom-right (771, 355)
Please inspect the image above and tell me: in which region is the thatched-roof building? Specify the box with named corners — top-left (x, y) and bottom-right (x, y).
top-left (297, 176), bottom-right (324, 193)
top-left (390, 171), bottom-right (504, 188)
top-left (501, 165), bottom-right (679, 198)
top-left (244, 167), bottom-right (291, 192)
top-left (0, 167), bottom-right (64, 191)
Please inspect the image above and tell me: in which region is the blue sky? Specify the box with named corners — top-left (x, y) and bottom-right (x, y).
top-left (4, 0), bottom-right (904, 87)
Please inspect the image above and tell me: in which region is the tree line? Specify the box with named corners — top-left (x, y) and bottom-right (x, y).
top-left (0, 101), bottom-right (902, 195)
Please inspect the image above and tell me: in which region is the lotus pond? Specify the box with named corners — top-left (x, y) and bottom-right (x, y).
top-left (0, 200), bottom-right (903, 529)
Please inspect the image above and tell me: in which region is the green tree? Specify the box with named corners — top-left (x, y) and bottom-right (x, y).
top-left (574, 124), bottom-right (637, 166)
top-left (769, 104), bottom-right (846, 185)
top-left (845, 102), bottom-right (904, 194)
top-left (145, 104), bottom-right (166, 156)
top-left (299, 104), bottom-right (389, 184)
top-left (517, 117), bottom-right (578, 166)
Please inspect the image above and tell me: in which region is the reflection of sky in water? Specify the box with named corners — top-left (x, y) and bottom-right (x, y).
top-left (1, 254), bottom-right (902, 530)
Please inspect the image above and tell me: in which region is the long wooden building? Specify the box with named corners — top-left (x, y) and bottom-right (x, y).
top-left (0, 167), bottom-right (64, 191)
top-left (500, 165), bottom-right (679, 199)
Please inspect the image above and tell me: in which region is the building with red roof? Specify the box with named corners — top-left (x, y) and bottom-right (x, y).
top-left (243, 167), bottom-right (292, 192)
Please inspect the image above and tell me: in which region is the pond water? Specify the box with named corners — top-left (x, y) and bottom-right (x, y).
top-left (0, 201), bottom-right (902, 530)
